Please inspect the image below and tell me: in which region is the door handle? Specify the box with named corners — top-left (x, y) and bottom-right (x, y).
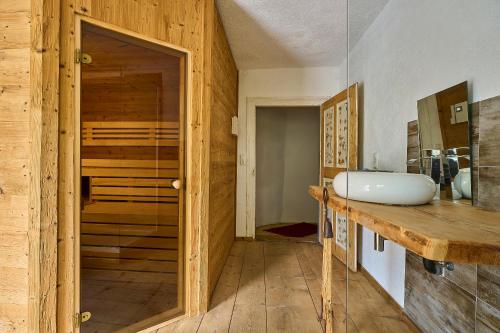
top-left (172, 179), bottom-right (181, 190)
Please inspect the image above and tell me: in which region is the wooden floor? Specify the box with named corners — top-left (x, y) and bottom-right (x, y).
top-left (155, 240), bottom-right (417, 333)
top-left (255, 223), bottom-right (318, 242)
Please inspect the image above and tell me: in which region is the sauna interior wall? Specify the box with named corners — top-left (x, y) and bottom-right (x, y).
top-left (207, 9), bottom-right (238, 296)
top-left (81, 28), bottom-right (181, 156)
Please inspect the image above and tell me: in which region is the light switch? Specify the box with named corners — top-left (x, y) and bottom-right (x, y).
top-left (231, 116), bottom-right (239, 135)
top-left (450, 101), bottom-right (468, 124)
top-left (373, 152), bottom-right (379, 170)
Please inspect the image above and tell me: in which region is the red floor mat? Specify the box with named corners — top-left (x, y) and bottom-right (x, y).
top-left (265, 222), bottom-right (317, 238)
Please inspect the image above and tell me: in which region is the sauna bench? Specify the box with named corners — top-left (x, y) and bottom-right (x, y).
top-left (309, 186), bottom-right (500, 265)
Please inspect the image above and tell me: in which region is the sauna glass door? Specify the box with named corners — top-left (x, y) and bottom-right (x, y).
top-left (79, 22), bottom-right (185, 332)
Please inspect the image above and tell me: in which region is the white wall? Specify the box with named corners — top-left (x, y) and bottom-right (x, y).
top-left (256, 107), bottom-right (320, 227)
top-left (345, 0), bottom-right (500, 307)
top-left (255, 108), bottom-right (286, 227)
top-left (237, 67), bottom-right (342, 236)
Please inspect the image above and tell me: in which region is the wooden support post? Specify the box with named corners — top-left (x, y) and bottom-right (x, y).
top-left (322, 237), bottom-right (334, 332)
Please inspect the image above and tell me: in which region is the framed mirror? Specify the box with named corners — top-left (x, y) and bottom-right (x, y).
top-left (417, 81), bottom-right (472, 202)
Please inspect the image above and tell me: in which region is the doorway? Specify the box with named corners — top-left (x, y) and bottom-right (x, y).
top-left (77, 22), bottom-right (186, 332)
top-left (254, 106), bottom-right (320, 242)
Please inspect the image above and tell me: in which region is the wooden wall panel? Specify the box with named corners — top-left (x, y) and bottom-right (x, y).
top-left (405, 252), bottom-right (476, 333)
top-left (2, 0), bottom-right (237, 331)
top-left (475, 95), bottom-right (500, 333)
top-left (207, 7), bottom-right (238, 296)
top-left (471, 102), bottom-right (480, 205)
top-left (478, 265), bottom-right (500, 309)
top-left (477, 299), bottom-right (500, 333)
top-left (477, 95), bottom-right (500, 212)
top-left (1, 0), bottom-right (60, 331)
top-left (81, 28), bottom-right (181, 123)
top-left (0, 1), bottom-right (33, 332)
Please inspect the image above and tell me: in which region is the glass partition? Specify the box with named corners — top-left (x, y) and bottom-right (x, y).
top-left (345, 1), bottom-right (500, 332)
top-left (319, 1), bottom-right (349, 331)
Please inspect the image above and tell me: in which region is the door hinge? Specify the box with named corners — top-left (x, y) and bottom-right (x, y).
top-left (75, 48), bottom-right (92, 64)
top-left (74, 311), bottom-right (92, 327)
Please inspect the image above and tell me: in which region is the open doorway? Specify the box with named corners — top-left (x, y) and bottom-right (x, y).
top-left (255, 106), bottom-right (320, 242)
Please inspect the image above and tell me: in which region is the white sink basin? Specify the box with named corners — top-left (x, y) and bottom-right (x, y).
top-left (453, 168), bottom-right (471, 199)
top-left (333, 171), bottom-right (436, 205)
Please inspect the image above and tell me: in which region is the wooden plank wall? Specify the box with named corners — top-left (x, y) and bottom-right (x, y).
top-left (475, 96), bottom-right (500, 211)
top-left (207, 8), bottom-right (238, 296)
top-left (0, 0), bottom-right (237, 331)
top-left (0, 2), bottom-right (32, 331)
top-left (1, 0), bottom-right (60, 331)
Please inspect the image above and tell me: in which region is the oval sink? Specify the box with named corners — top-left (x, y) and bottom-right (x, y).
top-left (333, 171), bottom-right (436, 205)
top-left (453, 168), bottom-right (471, 199)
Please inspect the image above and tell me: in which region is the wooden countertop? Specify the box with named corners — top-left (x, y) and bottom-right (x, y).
top-left (309, 186), bottom-right (500, 265)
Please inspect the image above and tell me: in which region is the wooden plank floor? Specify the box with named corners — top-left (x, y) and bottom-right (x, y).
top-left (156, 240), bottom-right (418, 333)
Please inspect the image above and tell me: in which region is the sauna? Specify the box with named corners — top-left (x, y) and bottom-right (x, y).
top-left (77, 22), bottom-right (186, 331)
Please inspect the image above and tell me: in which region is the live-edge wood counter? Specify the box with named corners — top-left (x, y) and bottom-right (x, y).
top-left (309, 186), bottom-right (500, 266)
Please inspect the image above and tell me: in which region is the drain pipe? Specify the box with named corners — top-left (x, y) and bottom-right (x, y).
top-left (423, 258), bottom-right (455, 276)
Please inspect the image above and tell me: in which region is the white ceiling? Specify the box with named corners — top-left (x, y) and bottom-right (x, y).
top-left (216, 0), bottom-right (389, 70)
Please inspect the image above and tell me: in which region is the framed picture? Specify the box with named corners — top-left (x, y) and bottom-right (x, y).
top-left (335, 213), bottom-right (347, 250)
top-left (336, 99), bottom-right (348, 168)
top-left (323, 177), bottom-right (334, 189)
top-left (323, 107), bottom-right (334, 168)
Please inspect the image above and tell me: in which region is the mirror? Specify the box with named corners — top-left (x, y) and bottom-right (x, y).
top-left (417, 81), bottom-right (472, 202)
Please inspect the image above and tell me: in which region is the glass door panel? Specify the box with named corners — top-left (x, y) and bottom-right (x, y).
top-left (320, 1), bottom-right (349, 329)
top-left (79, 22), bottom-right (185, 332)
top-left (344, 2), bottom-right (495, 333)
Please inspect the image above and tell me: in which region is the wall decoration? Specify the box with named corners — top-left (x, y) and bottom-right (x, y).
top-left (323, 107), bottom-right (334, 167)
top-left (323, 177), bottom-right (335, 222)
top-left (319, 83), bottom-right (358, 271)
top-left (336, 99), bottom-right (348, 168)
top-left (335, 213), bottom-right (347, 250)
top-left (323, 177), bottom-right (334, 189)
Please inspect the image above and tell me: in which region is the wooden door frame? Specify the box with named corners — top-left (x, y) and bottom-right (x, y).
top-left (59, 15), bottom-right (195, 333)
top-left (245, 97), bottom-right (328, 239)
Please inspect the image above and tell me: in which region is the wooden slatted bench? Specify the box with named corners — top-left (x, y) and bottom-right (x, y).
top-left (82, 121), bottom-right (179, 146)
top-left (80, 158), bottom-right (180, 284)
top-left (82, 159), bottom-right (179, 203)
